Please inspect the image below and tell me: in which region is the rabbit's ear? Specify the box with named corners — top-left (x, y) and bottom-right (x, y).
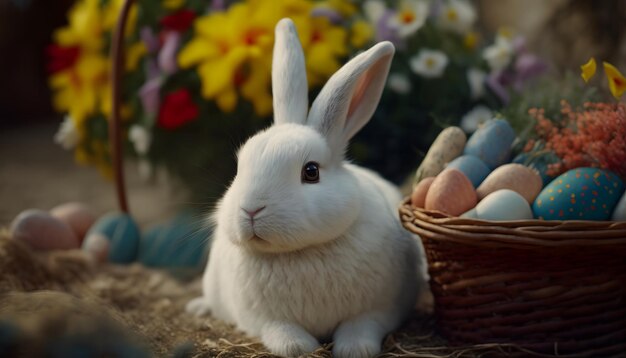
top-left (272, 18), bottom-right (308, 126)
top-left (307, 42), bottom-right (394, 155)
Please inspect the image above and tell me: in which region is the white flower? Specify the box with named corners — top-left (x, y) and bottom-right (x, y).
top-left (387, 73), bottom-right (412, 94)
top-left (363, 0), bottom-right (387, 24)
top-left (129, 125), bottom-right (152, 155)
top-left (483, 35), bottom-right (513, 72)
top-left (467, 68), bottom-right (487, 100)
top-left (437, 0), bottom-right (477, 34)
top-left (387, 0), bottom-right (429, 38)
top-left (54, 115), bottom-right (79, 150)
top-left (410, 49), bottom-right (449, 78)
top-left (460, 105), bottom-right (493, 133)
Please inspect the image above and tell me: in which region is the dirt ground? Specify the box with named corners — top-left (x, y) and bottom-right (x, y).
top-left (2, 232), bottom-right (550, 358)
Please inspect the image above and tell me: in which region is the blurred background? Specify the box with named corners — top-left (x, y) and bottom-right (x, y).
top-left (1, 0), bottom-right (625, 226)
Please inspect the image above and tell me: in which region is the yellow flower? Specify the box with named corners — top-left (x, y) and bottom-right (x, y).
top-left (178, 0), bottom-right (350, 116)
top-left (300, 16), bottom-right (348, 87)
top-left (463, 31), bottom-right (479, 50)
top-left (49, 0), bottom-right (141, 173)
top-left (126, 42), bottom-right (147, 71)
top-left (49, 53), bottom-right (110, 125)
top-left (603, 61), bottom-right (626, 99)
top-left (580, 57), bottom-right (596, 83)
top-left (350, 20), bottom-right (373, 48)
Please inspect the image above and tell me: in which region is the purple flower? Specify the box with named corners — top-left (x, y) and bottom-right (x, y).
top-left (139, 77), bottom-right (163, 117)
top-left (145, 58), bottom-right (160, 81)
top-left (311, 7), bottom-right (343, 24)
top-left (158, 32), bottom-right (181, 75)
top-left (512, 36), bottom-right (527, 54)
top-left (376, 10), bottom-right (404, 49)
top-left (513, 53), bottom-right (548, 90)
top-left (140, 27), bottom-right (160, 54)
top-left (211, 0), bottom-right (225, 11)
top-left (486, 71), bottom-right (511, 104)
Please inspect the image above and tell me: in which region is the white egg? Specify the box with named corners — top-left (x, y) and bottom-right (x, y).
top-left (612, 191), bottom-right (626, 221)
top-left (460, 208), bottom-right (478, 219)
top-left (475, 189), bottom-right (533, 221)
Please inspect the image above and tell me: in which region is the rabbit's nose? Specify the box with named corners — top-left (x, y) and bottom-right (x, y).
top-left (242, 206), bottom-right (266, 219)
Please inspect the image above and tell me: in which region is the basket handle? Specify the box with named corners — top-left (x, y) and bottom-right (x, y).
top-left (109, 0), bottom-right (135, 214)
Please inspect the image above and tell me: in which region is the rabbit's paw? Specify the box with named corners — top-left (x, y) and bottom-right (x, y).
top-left (261, 321), bottom-right (320, 357)
top-left (332, 315), bottom-right (389, 358)
top-left (332, 337), bottom-right (380, 358)
top-left (185, 297), bottom-right (211, 317)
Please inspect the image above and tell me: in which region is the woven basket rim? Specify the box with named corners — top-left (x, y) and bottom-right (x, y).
top-left (400, 199), bottom-right (626, 249)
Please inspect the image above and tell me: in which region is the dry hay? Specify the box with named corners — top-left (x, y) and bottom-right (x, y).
top-left (0, 232), bottom-right (549, 357)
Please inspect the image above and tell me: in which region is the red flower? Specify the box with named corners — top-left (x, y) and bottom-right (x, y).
top-left (528, 101), bottom-right (626, 178)
top-left (158, 89), bottom-right (199, 130)
top-left (46, 44), bottom-right (81, 74)
top-left (159, 10), bottom-right (196, 33)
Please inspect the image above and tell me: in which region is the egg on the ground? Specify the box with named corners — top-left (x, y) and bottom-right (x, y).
top-left (50, 202), bottom-right (97, 242)
top-left (83, 212), bottom-right (140, 263)
top-left (10, 209), bottom-right (79, 250)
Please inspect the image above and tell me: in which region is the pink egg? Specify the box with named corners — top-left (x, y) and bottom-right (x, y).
top-left (476, 163), bottom-right (543, 203)
top-left (411, 177), bottom-right (435, 208)
top-left (425, 169), bottom-right (477, 216)
top-left (50, 202), bottom-right (97, 242)
top-left (10, 209), bottom-right (80, 251)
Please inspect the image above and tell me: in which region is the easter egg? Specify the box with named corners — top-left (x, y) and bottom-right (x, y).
top-left (475, 189), bottom-right (533, 221)
top-left (477, 163), bottom-right (543, 203)
top-left (415, 126), bottom-right (466, 183)
top-left (612, 191), bottom-right (626, 221)
top-left (446, 155), bottom-right (490, 187)
top-left (10, 209), bottom-right (79, 251)
top-left (533, 168), bottom-right (625, 221)
top-left (138, 213), bottom-right (210, 268)
top-left (460, 208), bottom-right (478, 219)
top-left (411, 177), bottom-right (435, 208)
top-left (50, 202), bottom-right (97, 242)
top-left (425, 169), bottom-right (477, 216)
top-left (82, 232), bottom-right (110, 263)
top-left (512, 152), bottom-right (557, 186)
top-left (463, 119), bottom-right (516, 169)
top-left (83, 212), bottom-right (140, 263)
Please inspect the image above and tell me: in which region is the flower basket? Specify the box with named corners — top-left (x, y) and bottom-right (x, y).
top-left (399, 200), bottom-right (626, 356)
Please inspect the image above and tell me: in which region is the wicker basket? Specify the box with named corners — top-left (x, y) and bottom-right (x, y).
top-left (400, 201), bottom-right (626, 356)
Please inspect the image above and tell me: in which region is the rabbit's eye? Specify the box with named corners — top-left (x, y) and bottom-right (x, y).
top-left (301, 162), bottom-right (320, 183)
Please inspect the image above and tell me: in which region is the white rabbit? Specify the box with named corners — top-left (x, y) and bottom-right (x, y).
top-left (186, 18), bottom-right (427, 358)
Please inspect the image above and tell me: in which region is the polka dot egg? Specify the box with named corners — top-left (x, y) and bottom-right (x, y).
top-left (533, 168), bottom-right (625, 220)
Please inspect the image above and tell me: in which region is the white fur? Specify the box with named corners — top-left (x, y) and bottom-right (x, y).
top-left (187, 18), bottom-right (427, 358)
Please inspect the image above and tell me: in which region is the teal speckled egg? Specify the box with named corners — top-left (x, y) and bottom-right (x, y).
top-left (138, 213), bottom-right (210, 269)
top-left (533, 168), bottom-right (625, 221)
top-left (463, 119), bottom-right (515, 169)
top-left (83, 212), bottom-right (140, 263)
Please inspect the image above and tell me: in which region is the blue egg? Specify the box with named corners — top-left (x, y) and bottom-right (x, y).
top-left (85, 212), bottom-right (140, 263)
top-left (446, 155), bottom-right (490, 187)
top-left (533, 168), bottom-right (625, 221)
top-left (512, 153), bottom-right (556, 186)
top-left (138, 213), bottom-right (210, 269)
top-left (464, 119), bottom-right (516, 169)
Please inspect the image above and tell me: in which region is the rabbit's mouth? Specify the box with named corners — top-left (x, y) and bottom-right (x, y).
top-left (249, 234), bottom-right (268, 244)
